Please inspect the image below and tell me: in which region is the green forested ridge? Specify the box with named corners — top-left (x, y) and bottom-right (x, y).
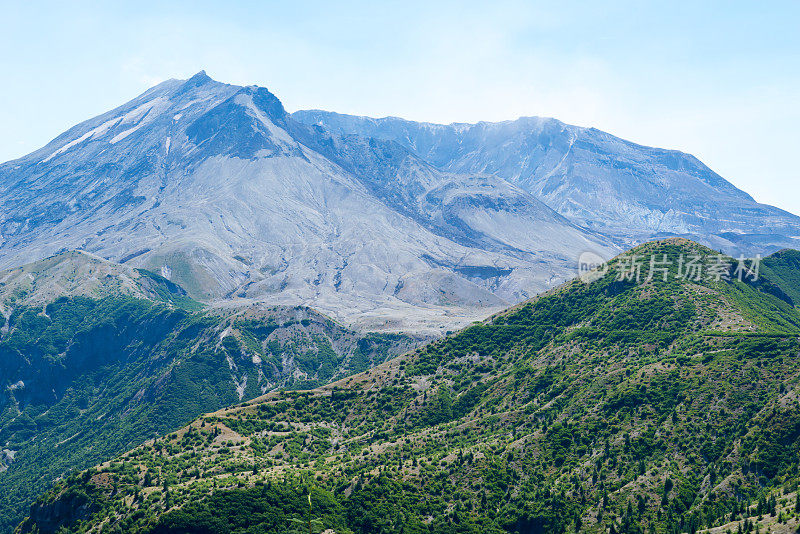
top-left (0, 293), bottom-right (420, 533)
top-left (761, 249), bottom-right (800, 306)
top-left (14, 239), bottom-right (800, 534)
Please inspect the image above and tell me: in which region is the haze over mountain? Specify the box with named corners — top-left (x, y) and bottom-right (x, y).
top-left (1, 72), bottom-right (798, 333)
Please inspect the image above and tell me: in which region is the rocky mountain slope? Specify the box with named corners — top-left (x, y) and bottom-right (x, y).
top-left (19, 239), bottom-right (800, 534)
top-left (0, 72), bottom-right (618, 333)
top-left (0, 254), bottom-right (422, 532)
top-left (293, 111), bottom-right (800, 256)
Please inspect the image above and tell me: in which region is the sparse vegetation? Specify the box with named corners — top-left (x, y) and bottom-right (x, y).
top-left (0, 295), bottom-right (421, 532)
top-left (15, 240), bottom-right (800, 534)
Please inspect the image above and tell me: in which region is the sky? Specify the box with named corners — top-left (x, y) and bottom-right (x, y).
top-left (2, 1), bottom-right (799, 213)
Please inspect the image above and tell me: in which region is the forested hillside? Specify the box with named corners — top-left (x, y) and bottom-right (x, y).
top-left (0, 261), bottom-right (420, 532)
top-left (18, 239), bottom-right (800, 534)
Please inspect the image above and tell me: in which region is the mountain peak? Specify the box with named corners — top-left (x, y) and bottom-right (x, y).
top-left (183, 69), bottom-right (213, 87)
top-left (242, 84), bottom-right (287, 120)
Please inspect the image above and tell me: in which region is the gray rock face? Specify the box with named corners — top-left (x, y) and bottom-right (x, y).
top-left (292, 111), bottom-right (800, 255)
top-left (0, 72), bottom-right (616, 333)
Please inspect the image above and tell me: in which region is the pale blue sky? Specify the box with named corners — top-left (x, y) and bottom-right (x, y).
top-left (2, 1), bottom-right (799, 213)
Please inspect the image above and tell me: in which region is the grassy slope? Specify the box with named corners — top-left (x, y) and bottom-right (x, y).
top-left (16, 239), bottom-right (800, 534)
top-left (0, 251), bottom-right (203, 312)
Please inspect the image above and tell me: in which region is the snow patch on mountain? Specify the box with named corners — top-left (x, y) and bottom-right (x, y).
top-left (42, 116), bottom-right (122, 162)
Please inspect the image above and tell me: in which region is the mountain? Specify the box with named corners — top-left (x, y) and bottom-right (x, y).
top-left (0, 72), bottom-right (618, 334)
top-left (293, 111), bottom-right (800, 255)
top-left (0, 250), bottom-right (201, 313)
top-left (0, 254), bottom-right (422, 532)
top-left (19, 239), bottom-right (800, 534)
